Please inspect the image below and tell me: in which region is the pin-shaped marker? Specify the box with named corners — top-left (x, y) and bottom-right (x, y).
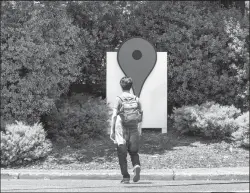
top-left (117, 37), bottom-right (157, 97)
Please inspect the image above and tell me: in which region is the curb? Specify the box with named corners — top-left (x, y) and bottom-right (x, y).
top-left (173, 167), bottom-right (249, 180)
top-left (1, 167), bottom-right (249, 181)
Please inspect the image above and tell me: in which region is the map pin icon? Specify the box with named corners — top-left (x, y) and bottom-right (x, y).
top-left (117, 37), bottom-right (157, 97)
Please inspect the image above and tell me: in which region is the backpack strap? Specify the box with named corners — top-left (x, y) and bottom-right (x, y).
top-left (117, 96), bottom-right (123, 102)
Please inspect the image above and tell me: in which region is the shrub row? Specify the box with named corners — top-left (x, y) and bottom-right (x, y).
top-left (1, 99), bottom-right (248, 167)
top-left (231, 111), bottom-right (249, 148)
top-left (171, 102), bottom-right (249, 147)
top-left (1, 93), bottom-right (111, 167)
top-left (42, 93), bottom-right (111, 145)
top-left (1, 121), bottom-right (52, 167)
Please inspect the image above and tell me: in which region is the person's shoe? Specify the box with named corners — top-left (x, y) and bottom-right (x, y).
top-left (133, 165), bottom-right (141, 182)
top-left (120, 178), bottom-right (130, 184)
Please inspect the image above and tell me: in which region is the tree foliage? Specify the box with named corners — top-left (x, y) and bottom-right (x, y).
top-left (65, 1), bottom-right (249, 111)
top-left (120, 1), bottom-right (249, 111)
top-left (65, 1), bottom-right (128, 96)
top-left (1, 1), bottom-right (85, 128)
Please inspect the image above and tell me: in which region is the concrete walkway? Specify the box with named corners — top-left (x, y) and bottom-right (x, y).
top-left (1, 167), bottom-right (249, 181)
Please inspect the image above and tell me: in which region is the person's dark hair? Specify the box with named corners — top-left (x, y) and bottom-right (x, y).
top-left (120, 77), bottom-right (133, 91)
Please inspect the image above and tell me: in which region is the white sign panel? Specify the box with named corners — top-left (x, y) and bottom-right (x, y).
top-left (106, 52), bottom-right (167, 133)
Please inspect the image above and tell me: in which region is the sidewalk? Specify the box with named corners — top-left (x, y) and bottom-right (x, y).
top-left (1, 167), bottom-right (249, 181)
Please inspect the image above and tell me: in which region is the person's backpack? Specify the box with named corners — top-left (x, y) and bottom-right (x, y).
top-left (117, 95), bottom-right (142, 126)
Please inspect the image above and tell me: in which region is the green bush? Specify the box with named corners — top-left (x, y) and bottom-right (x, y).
top-left (1, 121), bottom-right (52, 167)
top-left (231, 111), bottom-right (249, 148)
top-left (172, 101), bottom-right (241, 139)
top-left (1, 2), bottom-right (85, 128)
top-left (42, 93), bottom-right (111, 145)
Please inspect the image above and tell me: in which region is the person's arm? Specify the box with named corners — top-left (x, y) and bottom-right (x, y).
top-left (110, 97), bottom-right (120, 140)
top-left (110, 108), bottom-right (117, 134)
top-left (138, 122), bottom-right (142, 136)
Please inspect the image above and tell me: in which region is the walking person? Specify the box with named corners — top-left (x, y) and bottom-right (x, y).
top-left (110, 76), bottom-right (143, 184)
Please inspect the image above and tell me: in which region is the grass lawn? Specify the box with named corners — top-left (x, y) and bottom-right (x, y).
top-left (6, 127), bottom-right (249, 170)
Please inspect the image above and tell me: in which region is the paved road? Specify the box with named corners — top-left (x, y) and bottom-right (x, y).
top-left (1, 179), bottom-right (249, 192)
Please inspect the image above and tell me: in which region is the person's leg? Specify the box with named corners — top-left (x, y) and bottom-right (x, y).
top-left (128, 130), bottom-right (141, 182)
top-left (128, 130), bottom-right (140, 167)
top-left (117, 144), bottom-right (130, 180)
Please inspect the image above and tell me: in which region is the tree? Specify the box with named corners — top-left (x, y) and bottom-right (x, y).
top-left (65, 1), bottom-right (133, 97)
top-left (1, 1), bottom-right (85, 128)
